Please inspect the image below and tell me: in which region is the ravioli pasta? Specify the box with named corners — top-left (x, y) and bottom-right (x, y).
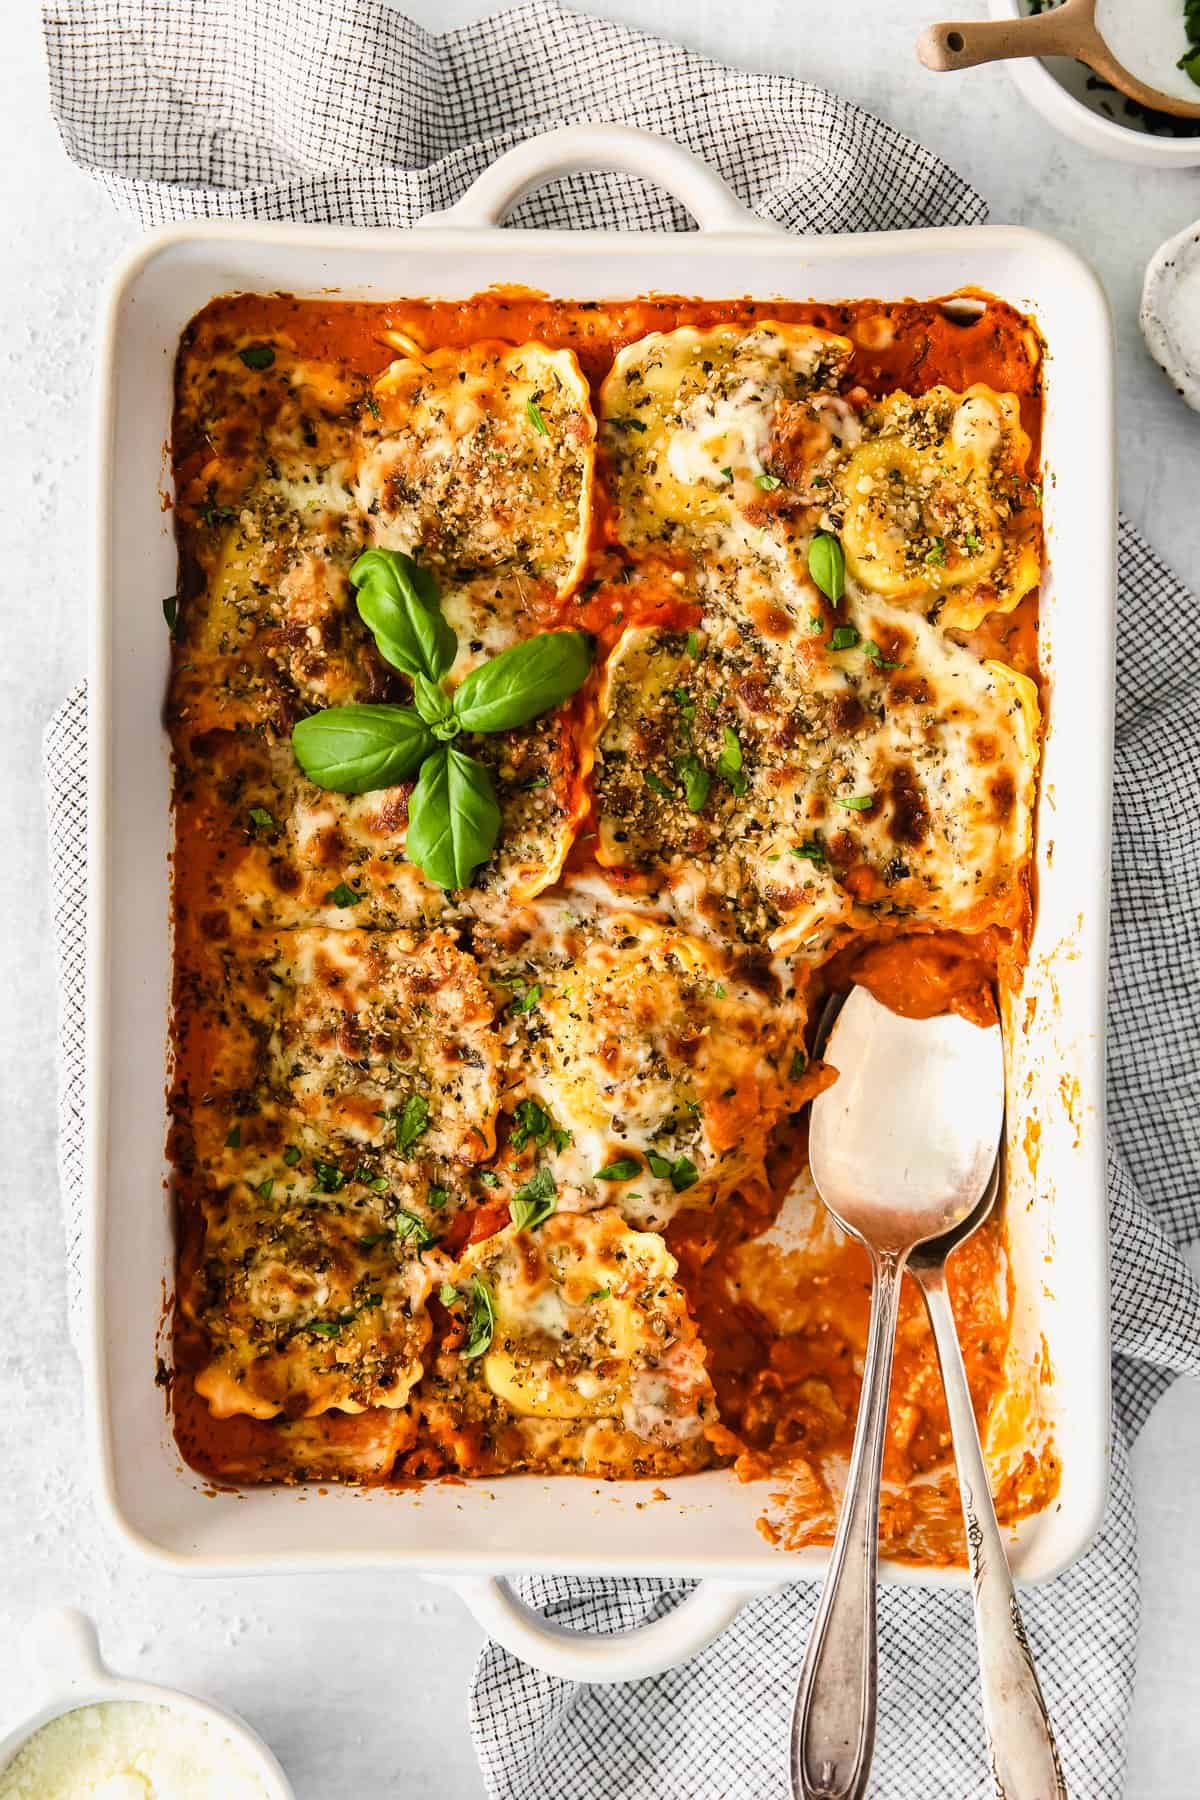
top-left (168, 292), bottom-right (1053, 1553)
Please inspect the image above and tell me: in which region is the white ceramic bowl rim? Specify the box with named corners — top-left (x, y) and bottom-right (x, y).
top-left (0, 1610), bottom-right (294, 1798)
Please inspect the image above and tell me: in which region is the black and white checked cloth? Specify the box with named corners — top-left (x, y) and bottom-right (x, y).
top-left (41, 2), bottom-right (1200, 1795)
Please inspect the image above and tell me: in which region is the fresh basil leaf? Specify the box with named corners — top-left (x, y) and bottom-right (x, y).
top-left (861, 639), bottom-right (901, 670)
top-left (525, 399), bottom-right (549, 436)
top-left (510, 1098), bottom-right (559, 1152)
top-left (439, 1282), bottom-right (460, 1307)
top-left (238, 344), bottom-right (275, 370)
top-left (720, 465), bottom-right (734, 482)
top-left (830, 625), bottom-right (859, 651)
top-left (669, 1155), bottom-right (699, 1193)
top-left (450, 631), bottom-right (591, 735)
top-left (595, 1157), bottom-right (641, 1181)
top-left (925, 537), bottom-right (947, 566)
top-left (393, 1207), bottom-right (437, 1249)
top-left (256, 1177), bottom-right (274, 1202)
top-left (308, 1318), bottom-right (344, 1339)
top-left (428, 1186), bottom-right (449, 1210)
top-left (755, 471), bottom-right (783, 492)
top-left (643, 770), bottom-right (675, 800)
top-left (834, 793), bottom-right (875, 811)
top-left (393, 1093), bottom-right (430, 1154)
top-left (313, 1160), bottom-right (346, 1194)
top-left (405, 746), bottom-right (500, 889)
top-left (509, 982), bottom-right (541, 1015)
top-left (675, 754), bottom-right (711, 813)
top-left (510, 1164), bottom-right (557, 1229)
top-left (326, 882), bottom-right (360, 907)
top-left (248, 806), bottom-right (276, 832)
top-left (716, 727), bottom-right (748, 797)
top-left (478, 1170), bottom-right (500, 1189)
top-left (1181, 46), bottom-right (1200, 83)
top-left (350, 548), bottom-right (457, 682)
top-left (412, 673), bottom-right (459, 738)
top-left (224, 1125), bottom-right (241, 1149)
top-left (808, 532), bottom-right (845, 603)
top-left (292, 704), bottom-right (433, 794)
top-left (282, 1146), bottom-right (301, 1167)
top-left (463, 1276), bottom-right (495, 1358)
top-left (585, 1287), bottom-right (611, 1302)
top-left (646, 1151), bottom-right (673, 1179)
top-left (613, 416), bottom-right (647, 433)
top-left (686, 630), bottom-right (701, 658)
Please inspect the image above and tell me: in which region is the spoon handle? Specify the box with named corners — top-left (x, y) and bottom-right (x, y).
top-left (916, 12), bottom-right (1088, 74)
top-left (791, 1248), bottom-right (905, 1800)
top-left (916, 1265), bottom-right (1068, 1799)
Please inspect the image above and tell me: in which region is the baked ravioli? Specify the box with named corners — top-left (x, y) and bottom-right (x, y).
top-left (169, 291), bottom-right (1051, 1545)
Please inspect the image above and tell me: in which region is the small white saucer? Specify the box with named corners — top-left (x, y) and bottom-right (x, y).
top-left (1141, 218), bottom-right (1200, 412)
top-left (0, 1609), bottom-right (294, 1797)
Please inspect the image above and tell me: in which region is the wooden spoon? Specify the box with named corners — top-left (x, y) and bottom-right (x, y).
top-left (918, 0), bottom-right (1200, 120)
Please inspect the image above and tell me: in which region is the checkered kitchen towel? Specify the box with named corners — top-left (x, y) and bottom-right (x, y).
top-left (42, 2), bottom-right (1200, 1795)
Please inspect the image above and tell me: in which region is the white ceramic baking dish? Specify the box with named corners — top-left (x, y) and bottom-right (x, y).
top-left (88, 124), bottom-right (1115, 1682)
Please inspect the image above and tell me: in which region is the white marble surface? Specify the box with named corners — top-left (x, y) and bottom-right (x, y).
top-left (2, 0), bottom-right (1199, 1793)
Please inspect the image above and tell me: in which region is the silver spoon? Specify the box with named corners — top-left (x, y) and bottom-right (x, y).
top-left (790, 986), bottom-right (1005, 1800)
top-left (910, 1163), bottom-right (1068, 1799)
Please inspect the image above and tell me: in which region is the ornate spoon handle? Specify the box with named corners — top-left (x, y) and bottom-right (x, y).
top-left (915, 1263), bottom-right (1068, 1800)
top-left (790, 1248), bottom-right (905, 1800)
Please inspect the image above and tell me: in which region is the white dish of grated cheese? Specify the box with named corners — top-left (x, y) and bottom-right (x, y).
top-left (0, 1613), bottom-right (293, 1800)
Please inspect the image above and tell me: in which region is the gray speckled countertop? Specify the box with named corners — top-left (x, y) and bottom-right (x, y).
top-left (3, 1), bottom-right (1198, 1792)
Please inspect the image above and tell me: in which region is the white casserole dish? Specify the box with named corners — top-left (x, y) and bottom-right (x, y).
top-left (88, 124), bottom-right (1115, 1682)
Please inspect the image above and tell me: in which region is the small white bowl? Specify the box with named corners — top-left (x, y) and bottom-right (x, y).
top-left (0, 1609), bottom-right (294, 1798)
top-left (989, 0), bottom-right (1200, 167)
top-left (1141, 216), bottom-right (1200, 409)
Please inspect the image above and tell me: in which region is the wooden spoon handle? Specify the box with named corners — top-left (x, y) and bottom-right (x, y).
top-left (917, 13), bottom-right (1084, 71)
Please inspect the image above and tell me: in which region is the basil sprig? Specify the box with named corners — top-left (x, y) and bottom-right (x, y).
top-left (290, 550), bottom-right (592, 890)
top-left (809, 531), bottom-right (845, 604)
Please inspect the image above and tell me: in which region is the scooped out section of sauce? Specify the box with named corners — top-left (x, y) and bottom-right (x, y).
top-left (0, 1703), bottom-right (274, 1800)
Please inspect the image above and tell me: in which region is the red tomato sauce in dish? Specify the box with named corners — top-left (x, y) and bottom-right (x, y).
top-left (167, 288), bottom-right (1058, 1561)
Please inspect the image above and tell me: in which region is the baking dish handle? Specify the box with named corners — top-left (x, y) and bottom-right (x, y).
top-left (418, 123), bottom-right (770, 234)
top-left (440, 1574), bottom-right (772, 1683)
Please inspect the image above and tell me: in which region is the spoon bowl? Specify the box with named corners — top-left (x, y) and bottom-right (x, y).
top-left (791, 986), bottom-right (1003, 1800)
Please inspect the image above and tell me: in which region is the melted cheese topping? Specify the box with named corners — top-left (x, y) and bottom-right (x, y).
top-left (592, 611), bottom-right (1039, 956)
top-left (474, 902), bottom-right (808, 1226)
top-left (426, 1210), bottom-right (713, 1474)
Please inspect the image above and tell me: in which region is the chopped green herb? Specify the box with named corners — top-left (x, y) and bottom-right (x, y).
top-left (675, 753), bottom-right (711, 813)
top-left (647, 1150), bottom-right (700, 1192)
top-left (614, 416), bottom-right (647, 432)
top-left (643, 770), bottom-right (676, 801)
top-left (861, 639), bottom-right (901, 670)
top-left (509, 981), bottom-right (542, 1014)
top-left (162, 594), bottom-right (178, 633)
top-left (439, 1282), bottom-right (460, 1307)
top-left (282, 1145), bottom-right (302, 1167)
top-left (672, 687), bottom-right (697, 721)
top-left (394, 1093), bottom-right (431, 1155)
top-left (224, 1124), bottom-right (241, 1149)
top-left (365, 1173), bottom-right (390, 1193)
top-left (510, 1165), bottom-right (557, 1229)
top-left (585, 1287), bottom-right (612, 1303)
top-left (792, 837), bottom-right (826, 865)
top-left (716, 727), bottom-right (748, 797)
top-left (510, 1098), bottom-right (554, 1152)
top-left (463, 1277), bottom-right (495, 1358)
top-left (393, 1207), bottom-right (437, 1249)
top-left (830, 625), bottom-right (860, 651)
top-left (525, 399), bottom-right (549, 436)
top-left (755, 471), bottom-right (783, 491)
top-left (809, 614), bottom-right (825, 635)
top-left (925, 537), bottom-right (948, 566)
top-left (963, 531), bottom-right (982, 553)
top-left (808, 532), bottom-right (845, 603)
top-left (238, 343), bottom-right (276, 370)
top-left (789, 1049), bottom-right (808, 1080)
top-left (595, 1157), bottom-right (641, 1182)
top-left (326, 881), bottom-right (360, 907)
top-left (834, 793), bottom-right (875, 811)
top-left (686, 630), bottom-right (701, 658)
top-left (313, 1159), bottom-right (346, 1194)
top-left (713, 983), bottom-right (727, 999)
top-left (520, 772), bottom-right (550, 790)
top-left (720, 465), bottom-right (734, 482)
top-left (428, 1185), bottom-right (449, 1210)
top-left (308, 1318), bottom-right (344, 1339)
top-left (248, 806), bottom-right (276, 832)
